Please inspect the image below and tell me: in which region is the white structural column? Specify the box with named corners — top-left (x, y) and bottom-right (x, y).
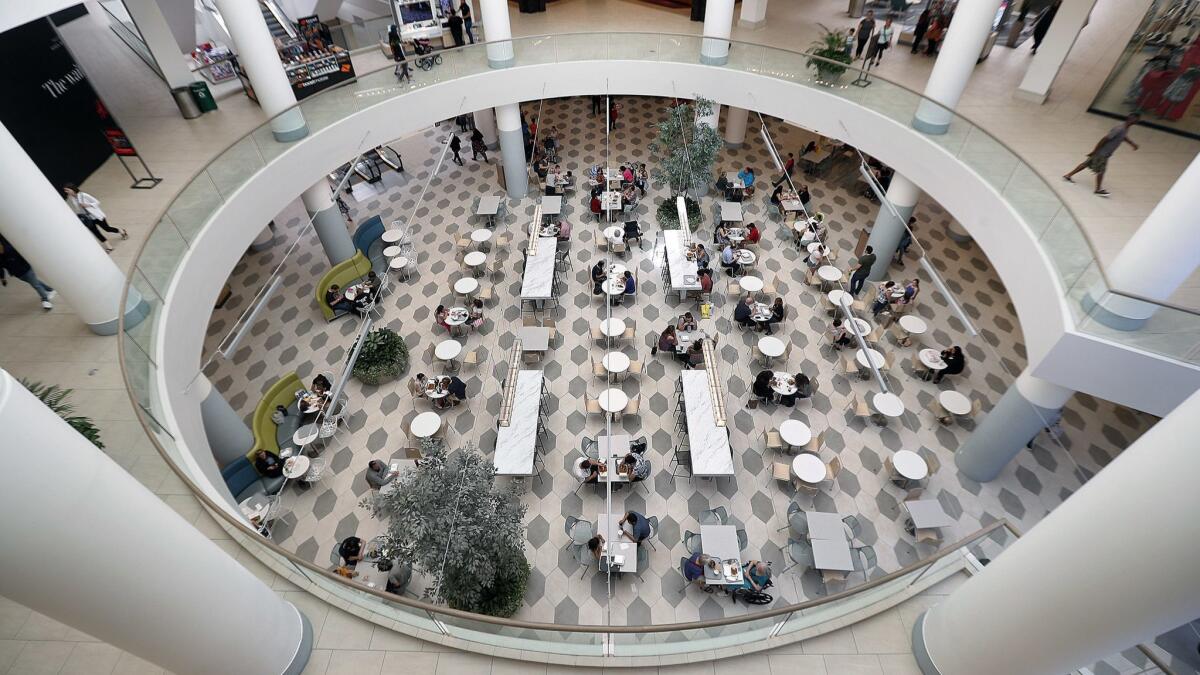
top-left (0, 370), bottom-right (313, 675)
top-left (474, 108), bottom-right (499, 149)
top-left (302, 178), bottom-right (355, 265)
top-left (1081, 152), bottom-right (1200, 330)
top-left (123, 0), bottom-right (195, 89)
top-left (1017, 0), bottom-right (1098, 103)
top-left (197, 373), bottom-right (254, 465)
top-left (724, 106), bottom-right (749, 148)
top-left (697, 102), bottom-right (722, 132)
top-left (496, 103), bottom-right (527, 198)
top-left (864, 174), bottom-right (921, 280)
top-left (479, 0), bottom-right (515, 68)
top-left (738, 0), bottom-right (768, 29)
top-left (912, 0), bottom-right (1004, 134)
top-left (0, 123), bottom-right (147, 335)
top-left (914, 386), bottom-right (1200, 675)
top-left (955, 369), bottom-right (1073, 482)
top-left (214, 0), bottom-right (307, 141)
top-left (700, 0), bottom-right (736, 65)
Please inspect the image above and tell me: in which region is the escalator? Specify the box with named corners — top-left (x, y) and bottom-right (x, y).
top-left (259, 0), bottom-right (292, 39)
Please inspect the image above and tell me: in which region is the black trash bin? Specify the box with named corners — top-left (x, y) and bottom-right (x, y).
top-left (189, 81), bottom-right (218, 113)
top-left (691, 0), bottom-right (706, 22)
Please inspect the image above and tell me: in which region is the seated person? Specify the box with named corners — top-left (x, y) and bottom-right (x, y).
top-left (621, 164), bottom-right (635, 183)
top-left (770, 182), bottom-right (784, 206)
top-left (827, 318), bottom-right (854, 348)
top-left (677, 312), bottom-right (698, 332)
top-left (657, 324), bottom-right (679, 354)
top-left (799, 214), bottom-right (826, 244)
top-left (338, 535), bottom-right (365, 568)
top-left (872, 281), bottom-right (897, 316)
top-left (698, 268), bottom-right (714, 295)
top-left (468, 299), bottom-right (485, 329)
top-left (591, 260), bottom-right (607, 294)
top-left (685, 339), bottom-right (706, 369)
top-left (798, 185), bottom-right (812, 210)
top-left (362, 271), bottom-right (383, 303)
top-left (901, 279), bottom-right (921, 305)
top-left (254, 450), bottom-right (283, 478)
top-left (325, 284), bottom-right (357, 315)
top-left (805, 245), bottom-right (826, 270)
top-left (934, 345), bottom-right (965, 384)
top-left (794, 373), bottom-right (814, 399)
top-left (762, 297), bottom-right (785, 335)
top-left (738, 166), bottom-right (756, 194)
top-left (311, 373), bottom-right (332, 396)
top-left (434, 305), bottom-right (452, 333)
top-left (692, 244), bottom-right (711, 269)
top-left (365, 459), bottom-right (397, 490)
top-left (715, 173), bottom-right (730, 197)
top-left (556, 219), bottom-right (572, 241)
top-left (619, 452), bottom-right (650, 482)
top-left (587, 533), bottom-right (606, 561)
top-left (746, 222), bottom-right (761, 244)
top-left (740, 560), bottom-right (772, 594)
top-left (447, 375), bottom-right (468, 402)
top-left (590, 195), bottom-right (602, 220)
top-left (751, 370), bottom-right (774, 402)
top-left (379, 559), bottom-right (411, 595)
top-left (622, 220), bottom-right (641, 242)
top-left (534, 157), bottom-right (549, 179)
top-left (714, 224), bottom-right (731, 247)
top-left (720, 243), bottom-right (741, 276)
top-left (621, 184), bottom-right (637, 205)
top-left (683, 552), bottom-right (711, 588)
top-left (410, 373), bottom-right (429, 399)
top-left (733, 295), bottom-right (755, 327)
top-left (578, 458), bottom-right (604, 483)
top-left (622, 271), bottom-right (636, 296)
top-left (619, 511), bottom-right (652, 543)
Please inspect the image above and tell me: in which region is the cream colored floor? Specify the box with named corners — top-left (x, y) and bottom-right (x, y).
top-left (0, 0), bottom-right (1192, 672)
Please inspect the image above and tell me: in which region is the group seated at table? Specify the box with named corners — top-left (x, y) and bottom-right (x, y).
top-left (409, 373), bottom-right (469, 409)
top-left (870, 278), bottom-right (921, 318)
top-left (324, 271), bottom-right (382, 317)
top-left (751, 370), bottom-right (813, 407)
top-left (732, 295), bottom-right (785, 334)
top-left (576, 449), bottom-right (650, 485)
top-left (825, 318), bottom-right (856, 349)
top-left (317, 252), bottom-right (375, 320)
top-left (298, 373), bottom-right (333, 424)
top-left (434, 301), bottom-right (485, 335)
top-left (796, 214), bottom-right (826, 248)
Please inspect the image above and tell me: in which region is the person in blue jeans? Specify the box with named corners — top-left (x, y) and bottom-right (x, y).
top-left (849, 245), bottom-right (876, 295)
top-left (0, 238), bottom-right (55, 310)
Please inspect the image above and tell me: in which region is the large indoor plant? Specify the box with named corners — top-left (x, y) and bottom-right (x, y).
top-left (807, 24), bottom-right (854, 83)
top-left (351, 327), bottom-right (409, 385)
top-left (649, 96), bottom-right (722, 229)
top-left (370, 440), bottom-right (530, 617)
top-left (19, 379), bottom-right (104, 449)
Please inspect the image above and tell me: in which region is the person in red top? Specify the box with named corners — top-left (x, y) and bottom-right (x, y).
top-left (609, 101), bottom-right (620, 129)
top-left (746, 222), bottom-right (761, 244)
top-left (698, 268), bottom-right (714, 294)
top-left (590, 195), bottom-right (602, 221)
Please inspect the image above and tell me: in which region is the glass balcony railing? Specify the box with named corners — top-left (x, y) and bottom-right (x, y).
top-left (117, 31), bottom-right (1190, 664)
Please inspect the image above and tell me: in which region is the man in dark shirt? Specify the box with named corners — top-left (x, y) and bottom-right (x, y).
top-left (855, 11), bottom-right (876, 59)
top-left (339, 536), bottom-right (364, 568)
top-left (619, 511), bottom-right (652, 543)
top-left (365, 460), bottom-right (397, 490)
top-left (0, 238), bottom-right (56, 310)
top-left (850, 246), bottom-right (876, 296)
top-left (254, 451), bottom-right (283, 478)
top-left (1063, 114), bottom-right (1139, 197)
top-left (733, 294), bottom-right (755, 326)
top-left (447, 376), bottom-right (467, 401)
top-left (591, 261), bottom-right (607, 295)
top-left (325, 285), bottom-right (356, 315)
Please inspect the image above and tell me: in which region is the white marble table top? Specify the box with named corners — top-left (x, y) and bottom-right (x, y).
top-left (898, 315), bottom-right (928, 334)
top-left (463, 251), bottom-right (487, 267)
top-left (388, 256), bottom-right (409, 271)
top-left (662, 230), bottom-right (701, 291)
top-left (807, 512), bottom-right (847, 541)
top-left (283, 455), bottom-right (310, 479)
top-left (681, 371), bottom-right (734, 477)
top-left (602, 352), bottom-right (631, 373)
top-left (493, 371), bottom-right (543, 476)
top-left (435, 340), bottom-right (462, 361)
top-left (600, 318), bottom-right (626, 337)
top-left (520, 237), bottom-right (558, 299)
top-left (598, 388), bottom-right (628, 413)
top-left (739, 275), bottom-right (764, 293)
top-left (597, 514), bottom-right (638, 572)
top-left (700, 524), bottom-right (743, 586)
top-left (381, 229), bottom-right (404, 243)
top-left (872, 392), bottom-right (905, 418)
top-left (453, 277), bottom-right (478, 295)
top-left (470, 228), bottom-right (492, 243)
top-left (758, 335), bottom-right (785, 357)
top-left (919, 348), bottom-right (947, 370)
top-left (812, 538), bottom-right (854, 572)
top-left (517, 326), bottom-right (549, 351)
top-left (856, 348), bottom-right (885, 370)
top-left (720, 201), bottom-right (743, 222)
top-left (541, 195), bottom-right (563, 215)
top-left (906, 499), bottom-right (954, 529)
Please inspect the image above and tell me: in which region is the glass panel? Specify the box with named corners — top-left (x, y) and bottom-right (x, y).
top-left (138, 215), bottom-right (190, 293)
top-left (165, 171), bottom-right (224, 243)
top-left (207, 134), bottom-right (267, 198)
top-left (124, 267), bottom-right (165, 360)
top-left (439, 614), bottom-right (604, 655)
top-left (612, 614), bottom-right (779, 656)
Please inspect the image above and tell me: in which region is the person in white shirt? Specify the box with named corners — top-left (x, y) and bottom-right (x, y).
top-left (63, 184), bottom-right (127, 251)
top-left (869, 18), bottom-right (894, 67)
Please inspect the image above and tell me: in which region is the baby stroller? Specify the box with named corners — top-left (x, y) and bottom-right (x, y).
top-left (413, 39), bottom-right (442, 70)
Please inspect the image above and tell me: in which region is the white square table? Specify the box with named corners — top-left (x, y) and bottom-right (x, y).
top-left (598, 434), bottom-right (630, 457)
top-left (518, 326), bottom-right (550, 352)
top-left (476, 195), bottom-right (501, 216)
top-left (905, 499), bottom-right (955, 529)
top-left (807, 512), bottom-right (847, 541)
top-left (719, 201), bottom-right (743, 223)
top-left (812, 538), bottom-right (854, 572)
top-left (724, 172), bottom-right (745, 190)
top-left (597, 513), bottom-right (638, 573)
top-left (700, 524), bottom-right (743, 586)
top-left (541, 195), bottom-right (563, 216)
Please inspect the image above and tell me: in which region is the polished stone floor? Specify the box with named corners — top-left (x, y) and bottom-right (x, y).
top-left (203, 94), bottom-right (1155, 626)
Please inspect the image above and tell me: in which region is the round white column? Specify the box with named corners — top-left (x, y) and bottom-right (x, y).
top-left (915, 386), bottom-right (1200, 675)
top-left (724, 106), bottom-right (749, 148)
top-left (864, 174), bottom-right (921, 280)
top-left (700, 0), bottom-right (735, 65)
top-left (214, 0), bottom-right (307, 141)
top-left (474, 108), bottom-right (499, 149)
top-left (302, 179), bottom-right (355, 265)
top-left (0, 370), bottom-right (313, 675)
top-left (479, 0), bottom-right (515, 68)
top-left (496, 103), bottom-right (527, 198)
top-left (738, 0), bottom-right (768, 29)
top-left (1082, 152), bottom-right (1200, 330)
top-left (955, 369), bottom-right (1073, 482)
top-left (0, 123), bottom-right (147, 335)
top-left (913, 0), bottom-right (1004, 134)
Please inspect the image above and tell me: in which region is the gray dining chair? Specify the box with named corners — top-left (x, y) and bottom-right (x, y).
top-left (852, 545), bottom-right (877, 578)
top-left (645, 515), bottom-right (661, 551)
top-left (699, 506), bottom-right (728, 525)
top-left (782, 538), bottom-right (814, 574)
top-left (843, 514), bottom-right (863, 542)
top-left (736, 528), bottom-right (749, 551)
top-left (573, 543), bottom-right (595, 579)
top-left (682, 529), bottom-right (703, 555)
top-left (678, 556), bottom-right (694, 592)
top-left (580, 436), bottom-right (599, 460)
top-left (635, 545), bottom-right (650, 581)
top-left (780, 502), bottom-right (809, 536)
top-left (564, 516), bottom-right (595, 550)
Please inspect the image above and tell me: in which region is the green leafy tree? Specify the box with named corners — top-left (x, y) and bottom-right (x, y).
top-left (370, 440), bottom-right (530, 616)
top-left (351, 327), bottom-right (409, 385)
top-left (649, 97), bottom-right (722, 229)
top-left (19, 379), bottom-right (103, 449)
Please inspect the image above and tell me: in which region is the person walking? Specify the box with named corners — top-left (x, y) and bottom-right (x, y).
top-left (448, 134), bottom-right (464, 165)
top-left (1031, 0), bottom-right (1060, 54)
top-left (64, 183), bottom-right (126, 252)
top-left (855, 11), bottom-right (876, 60)
top-left (850, 245), bottom-right (876, 295)
top-left (388, 26), bottom-right (412, 82)
top-left (447, 11), bottom-right (465, 47)
top-left (911, 9), bottom-right (931, 53)
top-left (869, 18), bottom-right (894, 67)
top-left (459, 1), bottom-right (475, 44)
top-left (470, 128), bottom-right (488, 161)
top-left (1063, 114), bottom-right (1140, 196)
top-left (0, 238), bottom-right (56, 310)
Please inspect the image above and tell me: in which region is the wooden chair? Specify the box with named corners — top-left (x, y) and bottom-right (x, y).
top-left (968, 398), bottom-right (983, 419)
top-left (804, 430), bottom-right (825, 455)
top-left (455, 235), bottom-right (472, 257)
top-left (475, 285), bottom-right (494, 304)
top-left (589, 325), bottom-right (605, 341)
top-left (585, 396), bottom-right (603, 416)
top-left (880, 351), bottom-right (895, 374)
top-left (461, 349), bottom-right (482, 369)
top-left (909, 352), bottom-right (927, 379)
top-left (840, 353), bottom-right (860, 378)
top-left (928, 398), bottom-right (952, 425)
top-left (591, 355), bottom-right (607, 378)
top-left (924, 452), bottom-right (942, 477)
top-left (763, 429), bottom-right (784, 453)
top-left (805, 268), bottom-right (820, 287)
top-left (523, 315), bottom-right (541, 327)
top-left (621, 395), bottom-right (641, 419)
top-left (493, 232), bottom-right (511, 252)
top-left (824, 456), bottom-right (842, 490)
top-left (727, 282), bottom-right (743, 298)
top-left (915, 528), bottom-right (942, 545)
top-left (627, 360), bottom-right (644, 378)
top-left (762, 279), bottom-right (778, 295)
top-left (621, 325), bottom-right (636, 342)
top-left (846, 395), bottom-right (871, 423)
top-left (772, 462), bottom-right (793, 486)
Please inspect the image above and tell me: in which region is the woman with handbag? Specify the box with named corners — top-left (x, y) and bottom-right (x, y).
top-left (63, 183), bottom-right (127, 251)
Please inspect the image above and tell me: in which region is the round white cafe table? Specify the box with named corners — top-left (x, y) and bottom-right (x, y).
top-left (758, 335), bottom-right (785, 359)
top-left (898, 315), bottom-right (928, 336)
top-left (389, 256), bottom-right (410, 271)
top-left (293, 423), bottom-right (320, 448)
top-left (939, 390), bottom-right (972, 416)
top-left (791, 453), bottom-right (826, 484)
top-left (739, 276), bottom-right (764, 293)
top-left (602, 352), bottom-right (631, 374)
top-left (827, 289), bottom-right (850, 308)
top-left (604, 226), bottom-right (623, 242)
top-left (600, 318), bottom-right (626, 337)
top-left (850, 317), bottom-right (872, 336)
top-left (607, 263), bottom-right (628, 277)
top-left (381, 229), bottom-right (404, 244)
top-left (463, 251), bottom-right (487, 268)
top-left (892, 449), bottom-right (929, 481)
top-left (453, 277), bottom-right (479, 295)
top-left (470, 228), bottom-right (493, 244)
top-left (283, 455), bottom-right (311, 480)
top-left (435, 339), bottom-right (463, 362)
top-left (856, 348), bottom-right (885, 370)
top-left (919, 348), bottom-right (947, 371)
top-left (817, 266), bottom-right (842, 283)
top-left (872, 392), bottom-right (906, 418)
top-left (410, 411), bottom-right (442, 439)
top-left (807, 241), bottom-right (824, 254)
top-left (736, 250), bottom-right (756, 265)
top-left (779, 420), bottom-right (812, 447)
top-left (598, 389), bottom-right (629, 413)
top-left (602, 279), bottom-right (625, 296)
top-left (383, 245), bottom-right (404, 258)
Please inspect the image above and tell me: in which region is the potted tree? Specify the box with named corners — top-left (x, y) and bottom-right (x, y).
top-left (649, 96), bottom-right (722, 230)
top-left (367, 440), bottom-right (530, 617)
top-left (807, 24), bottom-right (854, 84)
top-left (351, 327), bottom-right (409, 385)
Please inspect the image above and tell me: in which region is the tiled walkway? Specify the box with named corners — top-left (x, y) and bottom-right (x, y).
top-left (203, 94), bottom-right (1154, 625)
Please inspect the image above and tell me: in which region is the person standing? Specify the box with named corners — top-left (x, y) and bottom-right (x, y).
top-left (855, 11), bottom-right (876, 60)
top-left (0, 238), bottom-right (56, 310)
top-left (389, 27), bottom-right (412, 82)
top-left (850, 245), bottom-right (876, 295)
top-left (911, 8), bottom-right (931, 53)
top-left (448, 134), bottom-right (464, 165)
top-left (870, 17), bottom-right (894, 67)
top-left (64, 183), bottom-right (127, 252)
top-left (447, 11), bottom-right (465, 47)
top-left (924, 16), bottom-right (945, 56)
top-left (1031, 0), bottom-right (1060, 55)
top-left (1063, 114), bottom-right (1140, 196)
top-left (470, 127), bottom-right (488, 161)
top-left (459, 1), bottom-right (475, 44)
top-left (895, 216), bottom-right (916, 263)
